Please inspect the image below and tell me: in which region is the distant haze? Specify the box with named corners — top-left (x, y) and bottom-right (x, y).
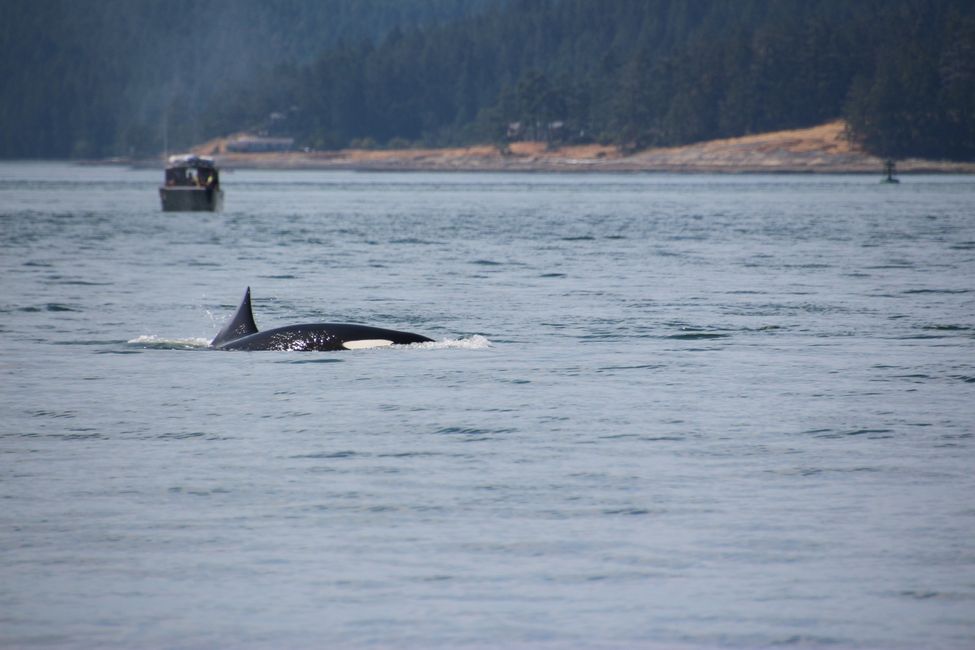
top-left (1, 0), bottom-right (972, 160)
top-left (0, 0), bottom-right (490, 158)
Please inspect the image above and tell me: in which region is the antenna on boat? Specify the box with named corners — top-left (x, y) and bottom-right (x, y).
top-left (162, 111), bottom-right (169, 161)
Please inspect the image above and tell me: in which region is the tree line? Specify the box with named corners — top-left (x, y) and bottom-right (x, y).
top-left (203, 0), bottom-right (975, 161)
top-left (3, 0), bottom-right (973, 160)
top-left (0, 0), bottom-right (490, 158)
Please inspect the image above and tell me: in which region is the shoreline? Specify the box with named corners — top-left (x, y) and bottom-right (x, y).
top-left (121, 121), bottom-right (975, 174)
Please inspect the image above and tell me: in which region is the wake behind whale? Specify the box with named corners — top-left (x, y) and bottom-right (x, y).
top-left (210, 288), bottom-right (433, 352)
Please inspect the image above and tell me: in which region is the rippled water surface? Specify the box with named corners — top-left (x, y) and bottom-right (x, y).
top-left (2, 163), bottom-right (974, 649)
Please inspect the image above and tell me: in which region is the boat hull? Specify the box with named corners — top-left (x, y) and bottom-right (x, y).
top-left (159, 187), bottom-right (224, 212)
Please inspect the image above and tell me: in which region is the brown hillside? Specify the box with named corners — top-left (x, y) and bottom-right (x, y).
top-left (189, 122), bottom-right (974, 173)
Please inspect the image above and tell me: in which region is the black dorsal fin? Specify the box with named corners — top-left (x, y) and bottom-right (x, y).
top-left (211, 287), bottom-right (259, 347)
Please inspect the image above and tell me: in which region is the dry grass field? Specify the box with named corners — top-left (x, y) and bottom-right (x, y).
top-left (190, 121), bottom-right (974, 173)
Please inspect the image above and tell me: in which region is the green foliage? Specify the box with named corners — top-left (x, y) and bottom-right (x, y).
top-left (844, 5), bottom-right (975, 159)
top-left (3, 0), bottom-right (973, 160)
top-left (0, 0), bottom-right (490, 158)
top-left (210, 0), bottom-right (973, 159)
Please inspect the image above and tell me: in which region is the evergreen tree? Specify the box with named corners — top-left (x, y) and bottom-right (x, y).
top-left (4, 0), bottom-right (973, 160)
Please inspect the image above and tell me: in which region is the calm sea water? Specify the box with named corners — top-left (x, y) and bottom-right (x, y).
top-left (1, 162), bottom-right (973, 650)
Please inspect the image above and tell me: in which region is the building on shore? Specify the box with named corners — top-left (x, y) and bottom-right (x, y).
top-left (225, 136), bottom-right (295, 153)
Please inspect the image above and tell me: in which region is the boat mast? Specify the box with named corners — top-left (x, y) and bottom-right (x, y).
top-left (162, 110), bottom-right (169, 161)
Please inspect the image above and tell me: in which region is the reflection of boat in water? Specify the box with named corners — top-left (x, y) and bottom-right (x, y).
top-left (159, 154), bottom-right (224, 211)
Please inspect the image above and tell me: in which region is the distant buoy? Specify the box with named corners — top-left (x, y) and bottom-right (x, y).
top-left (881, 158), bottom-right (900, 184)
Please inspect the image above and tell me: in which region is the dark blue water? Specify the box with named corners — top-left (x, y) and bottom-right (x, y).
top-left (2, 163), bottom-right (974, 649)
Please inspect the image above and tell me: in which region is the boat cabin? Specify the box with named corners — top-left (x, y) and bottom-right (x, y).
top-left (159, 154), bottom-right (224, 211)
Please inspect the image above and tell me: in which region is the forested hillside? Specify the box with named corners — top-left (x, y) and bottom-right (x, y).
top-left (3, 0), bottom-right (973, 160)
top-left (0, 0), bottom-right (491, 158)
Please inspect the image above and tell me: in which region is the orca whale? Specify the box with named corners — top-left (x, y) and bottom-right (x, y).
top-left (210, 288), bottom-right (433, 351)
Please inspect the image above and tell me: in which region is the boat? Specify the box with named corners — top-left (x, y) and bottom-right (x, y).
top-left (159, 154), bottom-right (224, 211)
